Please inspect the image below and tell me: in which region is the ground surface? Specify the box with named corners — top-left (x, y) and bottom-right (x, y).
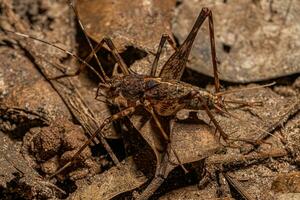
top-left (0, 0), bottom-right (299, 199)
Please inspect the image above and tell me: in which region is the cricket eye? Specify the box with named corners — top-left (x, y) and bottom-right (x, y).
top-left (145, 79), bottom-right (159, 90)
top-left (110, 85), bottom-right (118, 91)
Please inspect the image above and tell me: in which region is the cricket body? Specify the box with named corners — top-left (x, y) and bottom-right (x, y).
top-left (105, 74), bottom-right (217, 117)
top-left (6, 3), bottom-right (268, 179)
top-left (97, 5), bottom-right (228, 141)
top-left (56, 6), bottom-right (230, 176)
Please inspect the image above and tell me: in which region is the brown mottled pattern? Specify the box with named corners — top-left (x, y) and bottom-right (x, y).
top-left (113, 74), bottom-right (214, 116)
top-left (159, 44), bottom-right (189, 80)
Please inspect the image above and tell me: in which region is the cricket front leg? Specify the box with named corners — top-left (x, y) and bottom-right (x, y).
top-left (49, 106), bottom-right (136, 179)
top-left (51, 37), bottom-right (130, 81)
top-left (66, 0), bottom-right (110, 83)
top-left (52, 1), bottom-right (131, 81)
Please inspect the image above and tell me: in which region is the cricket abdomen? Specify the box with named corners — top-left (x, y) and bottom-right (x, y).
top-left (144, 78), bottom-right (197, 116)
top-left (152, 101), bottom-right (185, 116)
top-left (144, 79), bottom-right (216, 116)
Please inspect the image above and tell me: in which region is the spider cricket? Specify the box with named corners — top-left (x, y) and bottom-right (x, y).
top-left (5, 3), bottom-right (275, 179)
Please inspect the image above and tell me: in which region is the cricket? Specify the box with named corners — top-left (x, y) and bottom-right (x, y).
top-left (43, 5), bottom-right (271, 176)
top-left (2, 0), bottom-right (281, 199)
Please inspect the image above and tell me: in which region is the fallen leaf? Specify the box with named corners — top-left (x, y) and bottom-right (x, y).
top-left (272, 172), bottom-right (300, 193)
top-left (70, 156), bottom-right (147, 200)
top-left (168, 119), bottom-right (220, 166)
top-left (133, 118), bottom-right (220, 199)
top-left (174, 0), bottom-right (300, 82)
top-left (77, 0), bottom-right (175, 52)
top-left (159, 185), bottom-right (234, 200)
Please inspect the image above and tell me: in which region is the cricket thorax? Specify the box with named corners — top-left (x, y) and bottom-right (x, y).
top-left (107, 74), bottom-right (145, 107)
top-left (120, 74), bottom-right (145, 100)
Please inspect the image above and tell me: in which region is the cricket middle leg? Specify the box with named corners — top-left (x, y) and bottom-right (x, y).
top-left (49, 106), bottom-right (137, 178)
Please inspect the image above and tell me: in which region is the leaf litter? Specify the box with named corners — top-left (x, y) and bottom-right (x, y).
top-left (0, 0), bottom-right (299, 199)
top-left (173, 0), bottom-right (300, 83)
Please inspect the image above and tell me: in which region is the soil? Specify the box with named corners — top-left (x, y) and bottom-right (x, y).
top-left (0, 0), bottom-right (299, 200)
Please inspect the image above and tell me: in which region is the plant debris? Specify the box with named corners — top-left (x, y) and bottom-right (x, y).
top-left (0, 0), bottom-right (299, 199)
top-left (173, 0), bottom-right (300, 82)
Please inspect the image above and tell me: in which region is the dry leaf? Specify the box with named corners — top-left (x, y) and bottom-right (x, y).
top-left (159, 185), bottom-right (234, 200)
top-left (174, 0), bottom-right (300, 82)
top-left (272, 172), bottom-right (300, 193)
top-left (77, 0), bottom-right (175, 52)
top-left (133, 118), bottom-right (220, 199)
top-left (70, 157), bottom-right (147, 200)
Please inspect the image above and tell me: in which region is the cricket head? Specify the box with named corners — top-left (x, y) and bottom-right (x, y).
top-left (95, 76), bottom-right (125, 105)
top-left (96, 75), bottom-right (145, 107)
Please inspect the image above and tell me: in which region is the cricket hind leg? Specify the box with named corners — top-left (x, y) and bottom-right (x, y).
top-left (223, 99), bottom-right (263, 109)
top-left (206, 9), bottom-right (221, 95)
top-left (159, 8), bottom-right (213, 80)
top-left (198, 84), bottom-right (272, 147)
top-left (48, 106), bottom-right (137, 179)
top-left (151, 34), bottom-right (178, 77)
top-left (202, 104), bottom-right (256, 147)
top-left (217, 82), bottom-right (276, 110)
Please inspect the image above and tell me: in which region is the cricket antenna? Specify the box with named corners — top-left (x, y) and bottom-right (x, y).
top-left (68, 0), bottom-right (110, 82)
top-left (215, 82), bottom-right (276, 96)
top-left (4, 29), bottom-right (108, 84)
top-left (213, 103), bottom-right (283, 146)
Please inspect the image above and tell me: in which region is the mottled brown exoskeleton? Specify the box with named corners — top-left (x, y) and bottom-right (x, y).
top-left (6, 3), bottom-right (269, 178)
top-left (49, 6), bottom-right (231, 175)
